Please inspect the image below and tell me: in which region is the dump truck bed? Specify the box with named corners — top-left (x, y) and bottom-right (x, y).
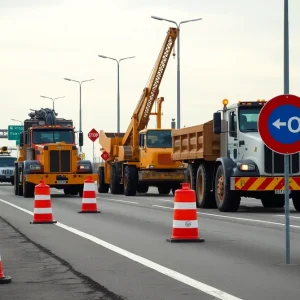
top-left (99, 130), bottom-right (125, 159)
top-left (171, 120), bottom-right (220, 161)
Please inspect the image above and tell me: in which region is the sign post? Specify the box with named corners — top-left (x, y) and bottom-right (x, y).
top-left (258, 94), bottom-right (300, 264)
top-left (88, 128), bottom-right (99, 164)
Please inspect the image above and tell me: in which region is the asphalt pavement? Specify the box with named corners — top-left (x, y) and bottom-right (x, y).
top-left (1, 183), bottom-right (300, 300)
top-left (0, 213), bottom-right (122, 300)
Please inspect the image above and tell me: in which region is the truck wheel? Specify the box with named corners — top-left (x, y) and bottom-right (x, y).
top-left (291, 192), bottom-right (300, 211)
top-left (14, 164), bottom-right (19, 195)
top-left (261, 195), bottom-right (285, 208)
top-left (98, 167), bottom-right (109, 193)
top-left (23, 180), bottom-right (35, 198)
top-left (110, 165), bottom-right (122, 194)
top-left (124, 166), bottom-right (137, 196)
top-left (185, 164), bottom-right (196, 190)
top-left (158, 186), bottom-right (171, 195)
top-left (137, 184), bottom-right (148, 194)
top-left (196, 164), bottom-right (216, 208)
top-left (78, 184), bottom-right (84, 197)
top-left (214, 164), bottom-right (240, 212)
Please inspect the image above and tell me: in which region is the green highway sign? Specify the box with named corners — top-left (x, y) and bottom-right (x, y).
top-left (8, 125), bottom-right (23, 141)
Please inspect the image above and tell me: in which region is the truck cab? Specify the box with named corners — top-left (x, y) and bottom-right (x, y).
top-left (0, 147), bottom-right (16, 185)
top-left (213, 99), bottom-right (300, 211)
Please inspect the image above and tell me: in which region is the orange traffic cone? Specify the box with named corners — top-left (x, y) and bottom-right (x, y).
top-left (0, 254), bottom-right (12, 284)
top-left (78, 176), bottom-right (101, 213)
top-left (167, 183), bottom-right (204, 243)
top-left (30, 180), bottom-right (57, 224)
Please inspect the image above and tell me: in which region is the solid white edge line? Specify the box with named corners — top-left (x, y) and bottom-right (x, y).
top-left (0, 198), bottom-right (242, 300)
top-left (152, 205), bottom-right (300, 229)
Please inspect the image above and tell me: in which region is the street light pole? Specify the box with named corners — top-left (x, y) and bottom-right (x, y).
top-left (151, 16), bottom-right (202, 129)
top-left (64, 78), bottom-right (94, 153)
top-left (40, 95), bottom-right (65, 110)
top-left (98, 55), bottom-right (135, 133)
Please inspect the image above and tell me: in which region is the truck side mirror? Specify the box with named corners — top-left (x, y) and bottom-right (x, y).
top-left (79, 132), bottom-right (83, 147)
top-left (19, 132), bottom-right (24, 147)
top-left (213, 112), bottom-right (221, 134)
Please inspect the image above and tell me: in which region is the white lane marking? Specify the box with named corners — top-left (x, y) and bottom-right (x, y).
top-left (99, 198), bottom-right (140, 205)
top-left (0, 198), bottom-right (242, 300)
top-left (275, 215), bottom-right (300, 219)
top-left (152, 205), bottom-right (300, 229)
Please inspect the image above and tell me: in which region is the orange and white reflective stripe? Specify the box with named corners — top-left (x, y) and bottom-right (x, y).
top-left (172, 220), bottom-right (199, 228)
top-left (33, 208), bottom-right (53, 214)
top-left (81, 198), bottom-right (97, 203)
top-left (174, 202), bottom-right (196, 209)
top-left (83, 183), bottom-right (96, 191)
top-left (34, 194), bottom-right (51, 200)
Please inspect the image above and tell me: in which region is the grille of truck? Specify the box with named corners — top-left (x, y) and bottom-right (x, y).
top-left (1, 169), bottom-right (13, 175)
top-left (49, 150), bottom-right (71, 173)
top-left (264, 145), bottom-right (299, 174)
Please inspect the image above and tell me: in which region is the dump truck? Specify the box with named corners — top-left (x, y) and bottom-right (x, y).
top-left (14, 108), bottom-right (97, 198)
top-left (97, 27), bottom-right (186, 196)
top-left (171, 98), bottom-right (300, 212)
top-left (0, 146), bottom-right (17, 185)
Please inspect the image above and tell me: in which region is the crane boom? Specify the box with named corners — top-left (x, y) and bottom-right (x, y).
top-left (122, 27), bottom-right (178, 147)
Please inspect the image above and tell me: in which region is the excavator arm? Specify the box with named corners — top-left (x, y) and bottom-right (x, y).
top-left (122, 27), bottom-right (178, 147)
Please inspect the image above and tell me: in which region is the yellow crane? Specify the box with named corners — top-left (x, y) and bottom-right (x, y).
top-left (98, 27), bottom-right (185, 196)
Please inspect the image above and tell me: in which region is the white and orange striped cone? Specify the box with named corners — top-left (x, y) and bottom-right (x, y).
top-left (30, 180), bottom-right (57, 224)
top-left (0, 254), bottom-right (12, 284)
top-left (167, 183), bottom-right (204, 243)
top-left (78, 176), bottom-right (101, 213)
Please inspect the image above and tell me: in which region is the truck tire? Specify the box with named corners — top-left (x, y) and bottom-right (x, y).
top-left (196, 164), bottom-right (216, 208)
top-left (185, 164), bottom-right (196, 190)
top-left (214, 164), bottom-right (240, 212)
top-left (14, 164), bottom-right (19, 196)
top-left (158, 186), bottom-right (171, 195)
top-left (110, 165), bottom-right (122, 194)
top-left (137, 184), bottom-right (148, 194)
top-left (23, 180), bottom-right (34, 198)
top-left (124, 165), bottom-right (137, 196)
top-left (261, 195), bottom-right (285, 208)
top-left (291, 192), bottom-right (300, 211)
top-left (98, 167), bottom-right (109, 193)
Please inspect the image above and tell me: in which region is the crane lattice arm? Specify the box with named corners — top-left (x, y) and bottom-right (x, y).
top-left (122, 27), bottom-right (178, 146)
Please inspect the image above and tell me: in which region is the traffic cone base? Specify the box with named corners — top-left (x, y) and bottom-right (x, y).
top-left (0, 275), bottom-right (12, 284)
top-left (0, 256), bottom-right (12, 284)
top-left (79, 177), bottom-right (101, 213)
top-left (31, 181), bottom-right (56, 224)
top-left (167, 183), bottom-right (205, 243)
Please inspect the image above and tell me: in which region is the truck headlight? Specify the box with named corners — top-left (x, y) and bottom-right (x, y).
top-left (238, 163), bottom-right (255, 171)
top-left (30, 164), bottom-right (41, 170)
top-left (79, 164), bottom-right (90, 170)
top-left (148, 165), bottom-right (155, 168)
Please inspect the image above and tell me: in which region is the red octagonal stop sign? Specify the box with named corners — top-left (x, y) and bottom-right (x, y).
top-left (88, 128), bottom-right (99, 142)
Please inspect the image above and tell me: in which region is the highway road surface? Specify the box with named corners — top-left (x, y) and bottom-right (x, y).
top-left (1, 183), bottom-right (300, 300)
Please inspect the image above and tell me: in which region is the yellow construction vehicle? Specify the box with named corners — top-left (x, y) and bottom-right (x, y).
top-left (98, 27), bottom-right (185, 196)
top-left (14, 108), bottom-right (97, 198)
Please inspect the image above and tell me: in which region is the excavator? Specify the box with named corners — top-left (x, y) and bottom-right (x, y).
top-left (14, 108), bottom-right (97, 197)
top-left (98, 27), bottom-right (186, 196)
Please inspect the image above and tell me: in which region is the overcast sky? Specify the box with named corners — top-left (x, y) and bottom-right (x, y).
top-left (1, 0), bottom-right (299, 160)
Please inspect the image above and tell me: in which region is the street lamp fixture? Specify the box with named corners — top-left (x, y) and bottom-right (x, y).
top-left (64, 77), bottom-right (94, 153)
top-left (151, 15), bottom-right (202, 128)
top-left (40, 95), bottom-right (65, 110)
top-left (11, 119), bottom-right (23, 125)
top-left (98, 54), bottom-right (135, 133)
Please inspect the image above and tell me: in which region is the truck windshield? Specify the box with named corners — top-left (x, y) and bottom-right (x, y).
top-left (238, 107), bottom-right (262, 132)
top-left (147, 130), bottom-right (172, 148)
top-left (32, 130), bottom-right (74, 144)
top-left (0, 157), bottom-right (16, 167)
